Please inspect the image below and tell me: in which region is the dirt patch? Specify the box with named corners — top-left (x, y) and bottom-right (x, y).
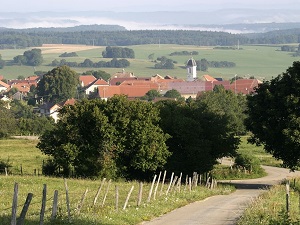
top-left (40, 44), bottom-right (102, 54)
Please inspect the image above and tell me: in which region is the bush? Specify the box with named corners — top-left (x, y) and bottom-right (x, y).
top-left (0, 158), bottom-right (12, 174)
top-left (234, 153), bottom-right (261, 173)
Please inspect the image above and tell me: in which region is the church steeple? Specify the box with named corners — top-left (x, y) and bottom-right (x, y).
top-left (186, 58), bottom-right (197, 81)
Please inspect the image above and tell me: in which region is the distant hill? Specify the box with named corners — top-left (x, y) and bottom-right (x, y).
top-left (3, 24), bottom-right (126, 32)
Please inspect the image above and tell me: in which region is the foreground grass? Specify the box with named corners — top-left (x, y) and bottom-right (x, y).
top-left (0, 175), bottom-right (234, 225)
top-left (238, 180), bottom-right (300, 225)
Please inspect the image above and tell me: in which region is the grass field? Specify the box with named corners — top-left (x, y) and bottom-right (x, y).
top-left (0, 44), bottom-right (299, 80)
top-left (0, 138), bottom-right (234, 225)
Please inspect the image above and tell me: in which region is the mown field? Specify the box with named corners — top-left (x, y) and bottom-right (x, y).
top-left (0, 44), bottom-right (299, 80)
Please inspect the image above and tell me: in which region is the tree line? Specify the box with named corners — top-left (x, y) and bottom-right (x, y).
top-left (0, 29), bottom-right (300, 49)
top-left (50, 58), bottom-right (130, 68)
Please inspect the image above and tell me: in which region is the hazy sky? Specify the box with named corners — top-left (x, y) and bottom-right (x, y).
top-left (1, 0), bottom-right (300, 12)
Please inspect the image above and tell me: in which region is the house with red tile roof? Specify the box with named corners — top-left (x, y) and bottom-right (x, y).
top-left (0, 80), bottom-right (10, 93)
top-left (230, 79), bottom-right (262, 95)
top-left (39, 98), bottom-right (77, 123)
top-left (84, 78), bottom-right (109, 95)
top-left (79, 75), bottom-right (97, 87)
top-left (112, 70), bottom-right (135, 78)
top-left (97, 82), bottom-right (159, 100)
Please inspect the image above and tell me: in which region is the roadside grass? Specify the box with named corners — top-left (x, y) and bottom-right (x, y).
top-left (212, 136), bottom-right (282, 180)
top-left (0, 44), bottom-right (298, 80)
top-left (0, 174), bottom-right (234, 224)
top-left (238, 181), bottom-right (300, 225)
top-left (238, 136), bottom-right (283, 167)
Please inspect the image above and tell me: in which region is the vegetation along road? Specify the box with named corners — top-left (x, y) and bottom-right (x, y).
top-left (141, 166), bottom-right (300, 225)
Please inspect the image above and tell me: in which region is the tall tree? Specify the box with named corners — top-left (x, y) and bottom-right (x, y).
top-left (196, 85), bottom-right (247, 135)
top-left (246, 61), bottom-right (300, 170)
top-left (37, 96), bottom-right (170, 179)
top-left (36, 65), bottom-right (79, 103)
top-left (156, 99), bottom-right (239, 174)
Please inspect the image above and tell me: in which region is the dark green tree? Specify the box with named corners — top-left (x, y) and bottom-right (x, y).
top-left (196, 85), bottom-right (247, 135)
top-left (164, 89), bottom-right (184, 101)
top-left (246, 61), bottom-right (300, 170)
top-left (83, 70), bottom-right (111, 81)
top-left (142, 89), bottom-right (161, 101)
top-left (24, 49), bottom-right (43, 66)
top-left (0, 54), bottom-right (5, 69)
top-left (0, 101), bottom-right (17, 138)
top-left (36, 65), bottom-right (79, 103)
top-left (37, 96), bottom-right (170, 179)
top-left (156, 99), bottom-right (239, 175)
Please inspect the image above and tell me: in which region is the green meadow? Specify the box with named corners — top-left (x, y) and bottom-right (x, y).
top-left (0, 44), bottom-right (299, 80)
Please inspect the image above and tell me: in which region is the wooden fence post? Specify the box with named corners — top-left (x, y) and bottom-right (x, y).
top-left (170, 176), bottom-right (178, 193)
top-left (189, 177), bottom-right (192, 192)
top-left (159, 170), bottom-right (167, 196)
top-left (5, 167), bottom-right (8, 176)
top-left (147, 175), bottom-right (157, 202)
top-left (11, 182), bottom-right (18, 225)
top-left (77, 188), bottom-right (88, 215)
top-left (64, 178), bottom-right (71, 221)
top-left (115, 185), bottom-right (119, 211)
top-left (137, 182), bottom-right (143, 207)
top-left (102, 179), bottom-right (111, 207)
top-left (93, 178), bottom-right (106, 206)
top-left (177, 173), bottom-right (182, 192)
top-left (17, 193), bottom-right (33, 225)
top-left (166, 172), bottom-right (174, 195)
top-left (153, 171), bottom-right (161, 200)
top-left (39, 184), bottom-right (47, 225)
top-left (286, 181), bottom-right (290, 213)
top-left (123, 186), bottom-right (134, 210)
top-left (51, 190), bottom-right (58, 220)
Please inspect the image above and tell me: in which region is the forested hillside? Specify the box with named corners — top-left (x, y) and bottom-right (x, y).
top-left (1, 28), bottom-right (300, 49)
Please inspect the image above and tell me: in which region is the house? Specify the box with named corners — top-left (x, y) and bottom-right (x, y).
top-left (79, 75), bottom-right (97, 88)
top-left (97, 81), bottom-right (159, 100)
top-left (0, 80), bottom-right (10, 93)
top-left (84, 78), bottom-right (109, 95)
top-left (168, 81), bottom-right (206, 99)
top-left (230, 79), bottom-right (262, 95)
top-left (39, 98), bottom-right (77, 123)
top-left (112, 70), bottom-right (135, 78)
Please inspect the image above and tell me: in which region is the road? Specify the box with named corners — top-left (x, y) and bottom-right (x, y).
top-left (141, 166), bottom-right (300, 225)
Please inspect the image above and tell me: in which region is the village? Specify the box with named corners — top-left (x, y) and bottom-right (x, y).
top-left (0, 58), bottom-right (261, 123)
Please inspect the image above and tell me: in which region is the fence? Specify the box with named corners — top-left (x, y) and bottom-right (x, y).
top-left (2, 171), bottom-right (218, 224)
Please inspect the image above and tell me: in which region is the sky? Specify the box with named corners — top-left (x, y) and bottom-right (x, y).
top-left (1, 0), bottom-right (300, 12)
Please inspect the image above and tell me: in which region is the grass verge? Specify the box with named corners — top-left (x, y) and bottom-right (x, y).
top-left (0, 175), bottom-right (234, 225)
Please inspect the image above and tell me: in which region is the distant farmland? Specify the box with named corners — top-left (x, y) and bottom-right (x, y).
top-left (0, 44), bottom-right (299, 80)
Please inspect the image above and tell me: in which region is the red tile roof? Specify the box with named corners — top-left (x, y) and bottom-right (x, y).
top-left (230, 79), bottom-right (262, 94)
top-left (79, 75), bottom-right (97, 87)
top-left (98, 84), bottom-right (158, 98)
top-left (59, 98), bottom-right (76, 106)
top-left (0, 80), bottom-right (10, 89)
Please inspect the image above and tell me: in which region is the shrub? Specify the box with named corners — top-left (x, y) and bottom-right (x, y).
top-left (234, 153), bottom-right (261, 173)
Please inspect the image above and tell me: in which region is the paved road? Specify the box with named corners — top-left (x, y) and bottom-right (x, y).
top-left (141, 166), bottom-right (300, 225)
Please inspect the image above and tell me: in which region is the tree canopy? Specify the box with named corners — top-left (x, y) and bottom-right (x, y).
top-left (246, 61), bottom-right (300, 170)
top-left (102, 46), bottom-right (135, 58)
top-left (36, 65), bottom-right (79, 103)
top-left (156, 99), bottom-right (239, 174)
top-left (196, 85), bottom-right (247, 135)
top-left (37, 96), bottom-right (170, 180)
top-left (13, 48), bottom-right (43, 66)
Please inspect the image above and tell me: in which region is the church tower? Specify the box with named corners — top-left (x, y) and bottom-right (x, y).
top-left (186, 58), bottom-right (197, 81)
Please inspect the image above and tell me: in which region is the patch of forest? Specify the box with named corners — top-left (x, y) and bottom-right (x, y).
top-left (0, 28), bottom-right (300, 49)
